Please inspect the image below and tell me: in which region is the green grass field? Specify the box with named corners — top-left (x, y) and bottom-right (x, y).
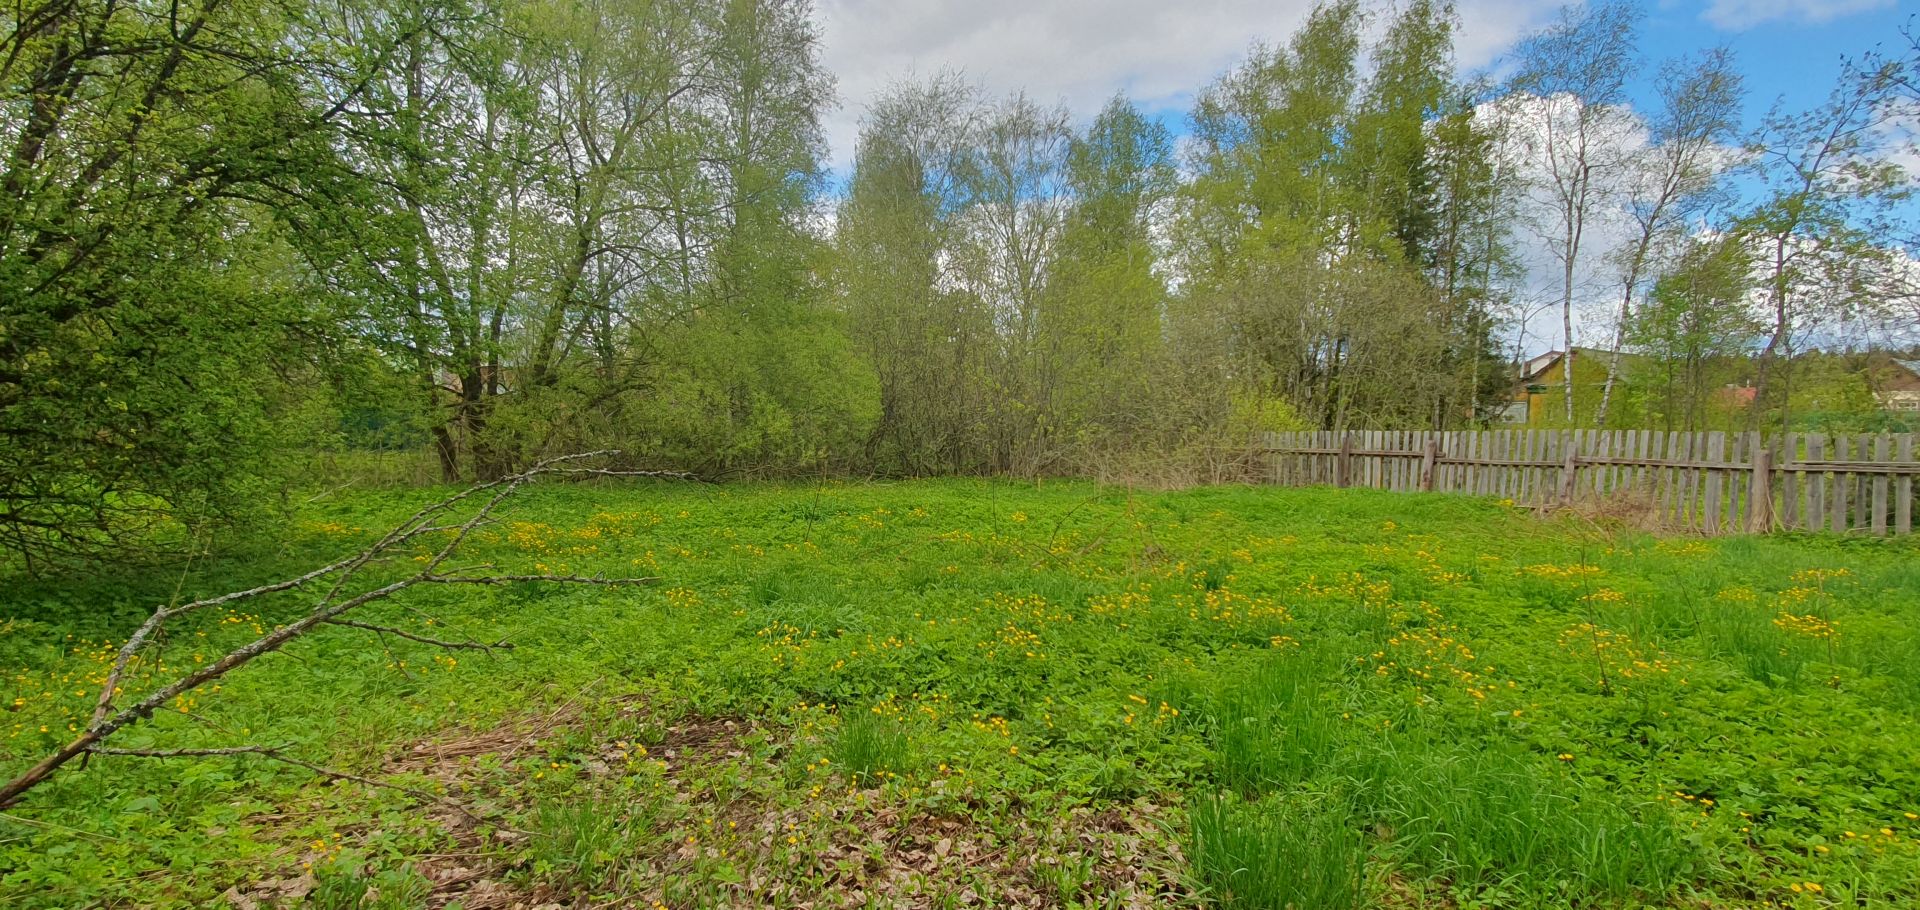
top-left (4, 479), bottom-right (1919, 908)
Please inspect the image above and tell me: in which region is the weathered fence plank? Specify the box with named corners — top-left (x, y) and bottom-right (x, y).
top-left (1874, 435), bottom-right (1890, 537)
top-left (1899, 435), bottom-right (1914, 536)
top-left (1255, 429), bottom-right (1917, 537)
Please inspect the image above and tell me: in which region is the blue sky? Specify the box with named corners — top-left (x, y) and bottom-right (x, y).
top-left (1634, 1), bottom-right (1907, 131)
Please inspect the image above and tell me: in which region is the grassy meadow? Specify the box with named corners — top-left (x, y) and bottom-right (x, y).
top-left (3, 479), bottom-right (1919, 908)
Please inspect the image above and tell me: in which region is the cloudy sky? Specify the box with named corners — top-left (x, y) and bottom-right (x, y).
top-left (810, 0), bottom-right (1905, 170)
top-left (808, 0), bottom-right (1911, 352)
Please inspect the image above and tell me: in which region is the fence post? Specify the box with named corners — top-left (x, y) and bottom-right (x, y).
top-left (1556, 434), bottom-right (1579, 507)
top-left (1419, 438), bottom-right (1439, 492)
top-left (1748, 445), bottom-right (1773, 534)
top-left (1336, 432), bottom-right (1353, 488)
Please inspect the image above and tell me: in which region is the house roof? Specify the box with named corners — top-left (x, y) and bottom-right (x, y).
top-left (1517, 347), bottom-right (1633, 384)
top-left (1873, 357), bottom-right (1920, 394)
top-left (1518, 351), bottom-right (1563, 383)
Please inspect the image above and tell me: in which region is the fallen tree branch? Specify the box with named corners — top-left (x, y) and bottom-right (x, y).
top-left (90, 743), bottom-right (456, 812)
top-left (323, 618), bottom-right (514, 651)
top-left (422, 572), bottom-right (660, 586)
top-left (1, 451), bottom-right (681, 809)
top-left (248, 753), bottom-right (449, 807)
top-left (89, 745), bottom-right (293, 758)
top-left (544, 467), bottom-right (705, 482)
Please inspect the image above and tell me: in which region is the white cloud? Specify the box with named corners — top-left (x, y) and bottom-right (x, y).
top-left (1482, 92), bottom-right (1655, 354)
top-left (1699, 0), bottom-right (1894, 31)
top-left (1481, 91), bottom-right (1752, 356)
top-left (812, 0), bottom-right (1565, 169)
top-left (812, 2), bottom-right (1834, 357)
top-left (1880, 110), bottom-right (1920, 188)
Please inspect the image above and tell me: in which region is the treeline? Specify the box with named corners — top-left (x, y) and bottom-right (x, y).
top-left (839, 1), bottom-right (1512, 477)
top-left (2, 0), bottom-right (1916, 565)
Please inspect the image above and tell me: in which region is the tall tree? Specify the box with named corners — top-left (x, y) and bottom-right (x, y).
top-left (1507, 0), bottom-right (1641, 422)
top-left (1183, 0), bottom-right (1362, 263)
top-left (1352, 1), bottom-right (1519, 425)
top-left (1345, 0), bottom-right (1454, 265)
top-left (0, 0), bottom-right (415, 566)
top-left (1593, 48), bottom-right (1743, 426)
top-left (1740, 58), bottom-right (1909, 430)
top-left (1174, 0), bottom-right (1507, 432)
top-left (1427, 86), bottom-right (1523, 426)
top-left (951, 94), bottom-right (1072, 471)
top-left (300, 0), bottom-right (848, 479)
top-left (1626, 234), bottom-right (1761, 431)
top-left (834, 75), bottom-right (991, 473)
top-left (1040, 95), bottom-right (1176, 450)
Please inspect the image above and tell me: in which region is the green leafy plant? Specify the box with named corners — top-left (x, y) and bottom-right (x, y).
top-left (833, 711), bottom-right (913, 783)
top-left (1187, 791), bottom-right (1364, 910)
top-left (529, 799), bottom-right (630, 891)
top-left (1211, 653), bottom-right (1339, 795)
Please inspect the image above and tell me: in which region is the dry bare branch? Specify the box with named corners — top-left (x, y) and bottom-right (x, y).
top-left (91, 744), bottom-right (456, 810)
top-left (89, 745), bottom-right (293, 758)
top-left (544, 467), bottom-right (705, 482)
top-left (0, 450), bottom-right (681, 809)
top-left (322, 618), bottom-right (514, 651)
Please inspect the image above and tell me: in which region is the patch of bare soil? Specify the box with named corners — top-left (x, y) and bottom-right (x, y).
top-left (225, 701), bottom-right (1194, 909)
top-left (222, 700), bottom-right (591, 910)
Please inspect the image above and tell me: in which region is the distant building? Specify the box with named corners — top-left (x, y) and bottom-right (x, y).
top-left (435, 365), bottom-right (517, 398)
top-left (1502, 348), bottom-right (1634, 426)
top-left (1869, 358), bottom-right (1920, 413)
top-left (1712, 384), bottom-right (1757, 410)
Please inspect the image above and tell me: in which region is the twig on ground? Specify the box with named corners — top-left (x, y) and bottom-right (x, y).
top-left (323, 619), bottom-right (514, 651)
top-left (89, 743), bottom-right (474, 820)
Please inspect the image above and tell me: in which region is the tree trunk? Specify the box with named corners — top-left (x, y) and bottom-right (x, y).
top-left (1748, 236), bottom-right (1792, 434)
top-left (1594, 281), bottom-right (1634, 427)
top-left (432, 424), bottom-right (460, 483)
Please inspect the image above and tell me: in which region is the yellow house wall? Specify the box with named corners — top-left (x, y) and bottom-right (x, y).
top-left (1511, 356), bottom-right (1624, 427)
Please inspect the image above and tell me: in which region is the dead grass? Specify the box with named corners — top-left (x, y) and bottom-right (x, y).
top-left (222, 700), bottom-right (1193, 909)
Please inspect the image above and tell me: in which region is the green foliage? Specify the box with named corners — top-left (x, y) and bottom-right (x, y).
top-left (1626, 235), bottom-right (1764, 432)
top-left (309, 860), bottom-right (432, 910)
top-left (1174, 0), bottom-right (1514, 431)
top-left (1039, 96), bottom-right (1179, 451)
top-left (0, 0), bottom-right (354, 567)
top-left (1187, 791), bottom-right (1364, 910)
top-left (4, 1), bottom-right (1920, 904)
top-left (571, 307), bottom-right (881, 474)
top-left (1352, 742), bottom-right (1693, 903)
top-left (1703, 596), bottom-right (1808, 686)
top-left (5, 481), bottom-right (1918, 907)
top-left (7, 0), bottom-right (1913, 572)
top-left (1210, 653), bottom-right (1337, 795)
top-left (529, 799), bottom-right (631, 891)
top-left (832, 711), bottom-right (913, 783)
top-left (1788, 355), bottom-right (1892, 433)
top-left (1225, 392), bottom-right (1309, 436)
top-left (1738, 54), bottom-right (1914, 428)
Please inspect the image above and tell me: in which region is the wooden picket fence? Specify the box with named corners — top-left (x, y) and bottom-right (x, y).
top-left (1260, 430), bottom-right (1919, 536)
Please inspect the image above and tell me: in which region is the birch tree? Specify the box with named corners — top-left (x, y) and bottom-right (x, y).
top-left (1593, 49), bottom-right (1743, 426)
top-left (1507, 1), bottom-right (1640, 423)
